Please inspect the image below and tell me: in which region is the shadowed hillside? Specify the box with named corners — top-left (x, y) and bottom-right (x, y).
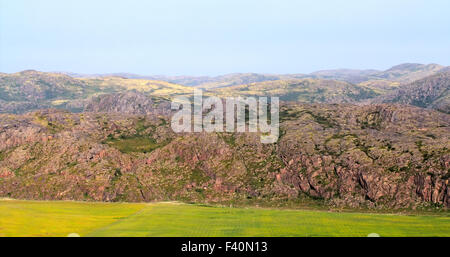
top-left (374, 71), bottom-right (450, 113)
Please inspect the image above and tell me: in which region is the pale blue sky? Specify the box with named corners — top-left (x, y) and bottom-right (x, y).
top-left (1, 0), bottom-right (449, 75)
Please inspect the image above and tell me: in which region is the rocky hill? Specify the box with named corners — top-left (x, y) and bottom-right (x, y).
top-left (0, 104), bottom-right (448, 209)
top-left (0, 70), bottom-right (92, 113)
top-left (0, 71), bottom-right (192, 114)
top-left (84, 91), bottom-right (171, 115)
top-left (375, 72), bottom-right (450, 113)
top-left (0, 70), bottom-right (90, 102)
top-left (0, 68), bottom-right (448, 210)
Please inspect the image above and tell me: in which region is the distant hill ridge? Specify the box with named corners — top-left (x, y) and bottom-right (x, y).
top-left (1, 63), bottom-right (449, 114)
top-left (56, 63), bottom-right (448, 87)
top-left (0, 70), bottom-right (192, 113)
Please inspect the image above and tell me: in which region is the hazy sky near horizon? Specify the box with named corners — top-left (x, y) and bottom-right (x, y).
top-left (1, 0), bottom-right (449, 76)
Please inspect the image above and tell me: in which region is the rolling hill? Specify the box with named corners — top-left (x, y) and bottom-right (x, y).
top-left (1, 64), bottom-right (449, 114)
top-left (63, 63), bottom-right (447, 89)
top-left (307, 63), bottom-right (446, 84)
top-left (212, 78), bottom-right (379, 103)
top-left (373, 63), bottom-right (445, 83)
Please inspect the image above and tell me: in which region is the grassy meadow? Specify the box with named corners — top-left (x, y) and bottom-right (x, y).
top-left (0, 200), bottom-right (449, 237)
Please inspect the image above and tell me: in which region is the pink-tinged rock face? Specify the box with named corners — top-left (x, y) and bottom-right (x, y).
top-left (0, 103), bottom-right (448, 209)
top-left (0, 168), bottom-right (14, 178)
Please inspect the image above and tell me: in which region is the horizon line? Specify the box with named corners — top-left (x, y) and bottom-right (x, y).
top-left (1, 62), bottom-right (448, 78)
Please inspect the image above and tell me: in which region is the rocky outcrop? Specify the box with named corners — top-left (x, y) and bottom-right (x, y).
top-left (84, 91), bottom-right (171, 115)
top-left (0, 104), bottom-right (448, 209)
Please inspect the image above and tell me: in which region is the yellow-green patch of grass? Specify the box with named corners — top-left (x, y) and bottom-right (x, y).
top-left (105, 136), bottom-right (164, 153)
top-left (51, 99), bottom-right (70, 106)
top-left (1, 201), bottom-right (449, 237)
top-left (0, 200), bottom-right (146, 237)
top-left (88, 203), bottom-right (450, 237)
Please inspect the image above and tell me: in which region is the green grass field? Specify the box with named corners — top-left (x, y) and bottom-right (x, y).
top-left (0, 200), bottom-right (449, 237)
